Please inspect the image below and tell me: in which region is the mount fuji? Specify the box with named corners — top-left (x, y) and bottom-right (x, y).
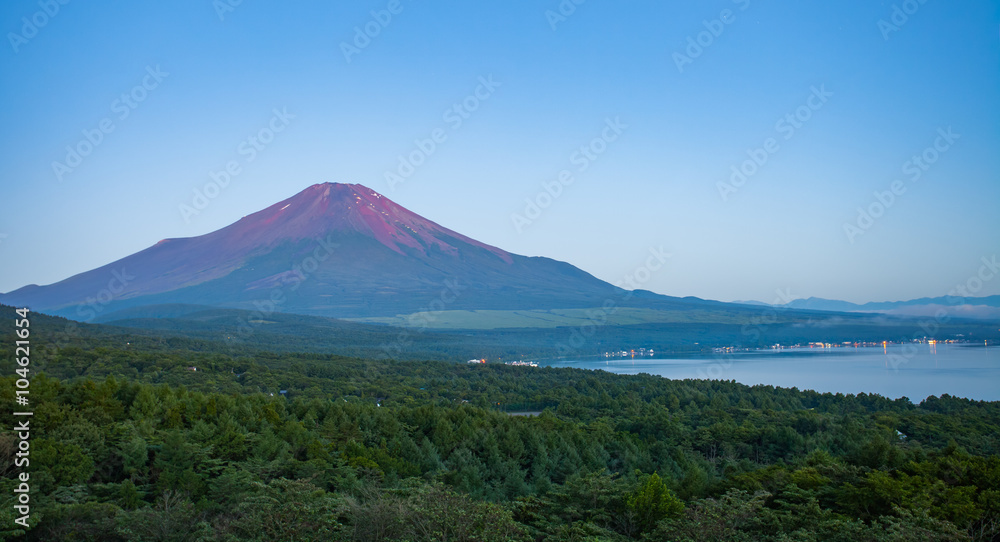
top-left (1, 183), bottom-right (715, 321)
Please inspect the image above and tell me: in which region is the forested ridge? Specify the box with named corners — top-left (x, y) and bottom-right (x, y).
top-left (0, 306), bottom-right (998, 540)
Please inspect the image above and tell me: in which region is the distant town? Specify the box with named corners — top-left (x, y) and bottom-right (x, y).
top-left (603, 348), bottom-right (656, 358)
top-left (465, 337), bottom-right (991, 369)
top-left (467, 359), bottom-right (540, 367)
top-left (712, 337), bottom-right (980, 354)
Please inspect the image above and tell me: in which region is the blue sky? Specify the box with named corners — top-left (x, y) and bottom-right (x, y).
top-left (1, 0), bottom-right (998, 304)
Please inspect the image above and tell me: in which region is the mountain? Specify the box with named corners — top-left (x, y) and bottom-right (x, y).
top-left (1, 183), bottom-right (718, 321)
top-left (735, 295), bottom-right (1000, 321)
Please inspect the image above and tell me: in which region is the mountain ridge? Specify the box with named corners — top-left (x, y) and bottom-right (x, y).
top-left (0, 183), bottom-right (707, 320)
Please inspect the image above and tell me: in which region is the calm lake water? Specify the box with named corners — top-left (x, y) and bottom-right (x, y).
top-left (542, 344), bottom-right (1000, 402)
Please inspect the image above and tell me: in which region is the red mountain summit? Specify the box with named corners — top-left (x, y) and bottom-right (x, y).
top-left (3, 183), bottom-right (674, 320)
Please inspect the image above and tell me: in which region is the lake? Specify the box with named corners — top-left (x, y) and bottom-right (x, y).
top-left (542, 343), bottom-right (1000, 402)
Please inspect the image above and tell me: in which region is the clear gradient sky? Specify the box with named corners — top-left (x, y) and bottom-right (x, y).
top-left (1, 0), bottom-right (998, 304)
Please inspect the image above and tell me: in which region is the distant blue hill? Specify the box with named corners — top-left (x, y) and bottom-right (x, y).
top-left (734, 295), bottom-right (1000, 320)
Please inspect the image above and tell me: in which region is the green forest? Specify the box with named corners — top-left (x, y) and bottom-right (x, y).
top-left (1, 306), bottom-right (998, 541)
